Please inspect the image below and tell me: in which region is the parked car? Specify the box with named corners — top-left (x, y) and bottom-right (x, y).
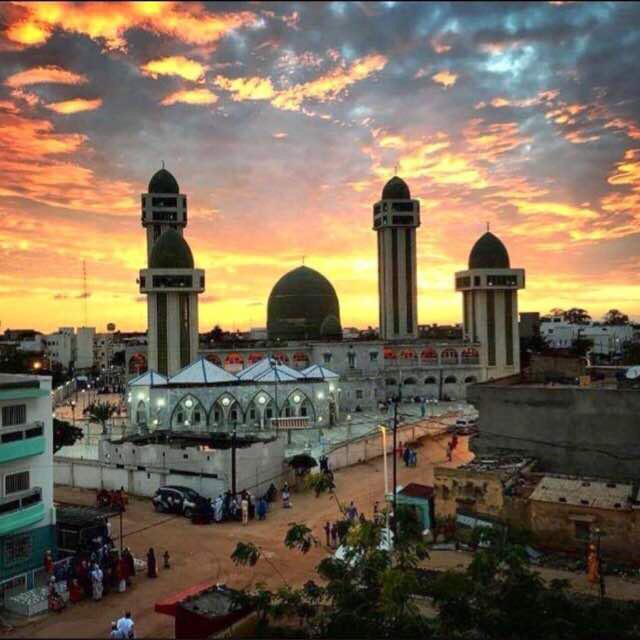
top-left (455, 416), bottom-right (478, 436)
top-left (152, 485), bottom-right (202, 517)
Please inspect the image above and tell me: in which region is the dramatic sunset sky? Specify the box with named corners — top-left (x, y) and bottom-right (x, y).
top-left (0, 1), bottom-right (639, 333)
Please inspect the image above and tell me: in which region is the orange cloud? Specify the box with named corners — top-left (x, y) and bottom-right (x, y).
top-left (141, 56), bottom-right (208, 82)
top-left (511, 200), bottom-right (599, 220)
top-left (160, 88), bottom-right (218, 106)
top-left (45, 97), bottom-right (103, 114)
top-left (213, 76), bottom-right (276, 101)
top-left (213, 55), bottom-right (387, 113)
top-left (464, 118), bottom-right (530, 161)
top-left (432, 70), bottom-right (457, 88)
top-left (607, 149), bottom-right (640, 188)
top-left (5, 65), bottom-right (87, 88)
top-left (5, 2), bottom-right (258, 50)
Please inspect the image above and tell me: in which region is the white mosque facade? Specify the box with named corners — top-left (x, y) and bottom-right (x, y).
top-left (126, 169), bottom-right (525, 434)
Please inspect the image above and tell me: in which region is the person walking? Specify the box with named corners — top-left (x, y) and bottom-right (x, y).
top-left (330, 522), bottom-right (338, 548)
top-left (446, 442), bottom-right (453, 462)
top-left (282, 483), bottom-right (291, 509)
top-left (403, 446), bottom-right (411, 467)
top-left (91, 563), bottom-right (103, 601)
top-left (241, 496), bottom-right (249, 526)
top-left (323, 521), bottom-right (331, 547)
top-left (117, 553), bottom-right (127, 593)
top-left (147, 548), bottom-right (157, 578)
top-left (256, 497), bottom-right (267, 521)
top-left (117, 612), bottom-right (135, 639)
top-left (109, 622), bottom-right (121, 639)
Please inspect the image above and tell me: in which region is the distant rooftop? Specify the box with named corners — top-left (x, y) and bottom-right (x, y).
top-left (529, 475), bottom-right (638, 510)
top-left (459, 454), bottom-right (535, 475)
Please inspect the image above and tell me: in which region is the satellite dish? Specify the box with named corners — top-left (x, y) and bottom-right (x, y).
top-left (626, 366), bottom-right (640, 380)
top-left (107, 323), bottom-right (116, 332)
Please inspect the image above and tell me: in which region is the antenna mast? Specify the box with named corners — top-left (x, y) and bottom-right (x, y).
top-left (82, 260), bottom-right (89, 326)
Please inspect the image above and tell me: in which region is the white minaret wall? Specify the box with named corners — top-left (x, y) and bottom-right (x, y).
top-left (374, 180), bottom-right (420, 341)
top-left (141, 191), bottom-right (187, 261)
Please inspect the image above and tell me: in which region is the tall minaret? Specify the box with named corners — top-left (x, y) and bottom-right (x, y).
top-left (139, 168), bottom-right (203, 376)
top-left (141, 166), bottom-right (188, 261)
top-left (455, 230), bottom-right (525, 377)
top-left (373, 176), bottom-right (421, 340)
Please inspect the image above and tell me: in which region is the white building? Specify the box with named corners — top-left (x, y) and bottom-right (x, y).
top-left (44, 328), bottom-right (75, 370)
top-left (75, 327), bottom-right (96, 370)
top-left (540, 317), bottom-right (634, 356)
top-left (0, 374), bottom-right (55, 600)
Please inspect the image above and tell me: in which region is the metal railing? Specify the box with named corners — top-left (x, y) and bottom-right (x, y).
top-left (0, 487), bottom-right (42, 515)
top-left (0, 421), bottom-right (44, 444)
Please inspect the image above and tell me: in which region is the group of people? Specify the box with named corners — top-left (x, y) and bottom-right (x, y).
top-left (109, 611), bottom-right (135, 638)
top-left (96, 487), bottom-right (128, 511)
top-left (193, 488), bottom-right (273, 524)
top-left (400, 443), bottom-right (418, 467)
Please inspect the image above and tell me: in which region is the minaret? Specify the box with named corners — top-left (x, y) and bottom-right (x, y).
top-left (141, 165), bottom-right (187, 261)
top-left (455, 230), bottom-right (525, 377)
top-left (139, 168), bottom-right (203, 376)
top-left (373, 176), bottom-right (421, 340)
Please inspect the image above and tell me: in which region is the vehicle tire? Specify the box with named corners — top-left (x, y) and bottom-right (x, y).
top-left (184, 507), bottom-right (192, 519)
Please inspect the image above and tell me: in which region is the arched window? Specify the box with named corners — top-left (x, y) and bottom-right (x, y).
top-left (464, 376), bottom-right (478, 384)
top-left (461, 348), bottom-right (480, 365)
top-left (129, 353), bottom-right (147, 374)
top-left (224, 353), bottom-right (244, 373)
top-left (441, 349), bottom-right (459, 365)
top-left (292, 352), bottom-right (309, 369)
top-left (444, 375), bottom-right (457, 384)
top-left (404, 377), bottom-right (417, 385)
top-left (274, 352), bottom-right (289, 364)
top-left (210, 401), bottom-right (223, 428)
top-left (420, 348), bottom-right (438, 365)
top-left (172, 395), bottom-right (206, 430)
top-left (400, 350), bottom-right (417, 360)
top-left (424, 376), bottom-right (437, 384)
top-left (385, 378), bottom-right (397, 386)
top-left (205, 353), bottom-right (222, 366)
top-left (248, 352), bottom-right (264, 365)
top-left (383, 348), bottom-right (396, 360)
top-left (135, 401), bottom-right (146, 426)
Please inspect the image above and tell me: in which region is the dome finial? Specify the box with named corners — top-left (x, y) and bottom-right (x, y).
top-left (487, 220), bottom-right (490, 232)
top-left (161, 160), bottom-right (165, 170)
top-left (394, 162), bottom-right (399, 176)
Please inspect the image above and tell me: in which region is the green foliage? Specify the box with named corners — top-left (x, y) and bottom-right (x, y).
top-left (284, 523), bottom-right (319, 554)
top-left (304, 472), bottom-right (334, 496)
top-left (84, 401), bottom-right (118, 434)
top-left (53, 418), bottom-right (84, 453)
top-left (231, 541), bottom-right (261, 567)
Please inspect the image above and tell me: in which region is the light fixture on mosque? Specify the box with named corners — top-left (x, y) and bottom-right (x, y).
top-left (185, 398), bottom-right (193, 408)
top-left (222, 397), bottom-right (230, 406)
top-left (156, 398), bottom-right (165, 407)
top-left (293, 394), bottom-right (301, 403)
top-left (317, 391), bottom-right (325, 400)
top-left (258, 396), bottom-right (266, 405)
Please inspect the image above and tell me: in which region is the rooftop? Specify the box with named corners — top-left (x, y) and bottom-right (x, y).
top-left (180, 585), bottom-right (245, 618)
top-left (529, 475), bottom-right (638, 510)
top-left (458, 454), bottom-right (535, 475)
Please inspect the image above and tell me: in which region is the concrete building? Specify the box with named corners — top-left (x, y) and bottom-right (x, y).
top-left (540, 317), bottom-right (634, 356)
top-left (468, 376), bottom-right (640, 480)
top-left (0, 374), bottom-right (55, 599)
top-left (140, 169), bottom-right (203, 377)
top-left (75, 327), bottom-right (95, 370)
top-left (373, 176), bottom-right (420, 341)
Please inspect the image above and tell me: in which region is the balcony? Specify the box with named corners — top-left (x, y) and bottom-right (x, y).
top-left (0, 488), bottom-right (44, 536)
top-left (0, 422), bottom-right (45, 464)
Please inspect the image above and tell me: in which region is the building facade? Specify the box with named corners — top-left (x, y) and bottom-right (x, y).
top-left (0, 374), bottom-right (55, 597)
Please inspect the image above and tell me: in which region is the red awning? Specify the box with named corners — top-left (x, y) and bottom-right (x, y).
top-left (155, 579), bottom-right (218, 617)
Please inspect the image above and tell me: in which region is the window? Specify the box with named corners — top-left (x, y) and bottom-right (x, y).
top-left (2, 405), bottom-right (26, 427)
top-left (355, 390), bottom-right (364, 399)
top-left (487, 274), bottom-right (517, 287)
top-left (323, 353), bottom-right (332, 364)
top-left (474, 276), bottom-right (481, 286)
top-left (5, 471), bottom-right (29, 495)
top-left (574, 521), bottom-right (591, 541)
top-left (456, 276), bottom-right (471, 288)
top-left (369, 352), bottom-right (378, 362)
top-left (3, 534), bottom-right (32, 566)
top-left (348, 352), bottom-right (356, 368)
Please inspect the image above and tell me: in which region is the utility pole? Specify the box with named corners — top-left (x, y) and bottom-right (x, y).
top-left (82, 260), bottom-right (89, 327)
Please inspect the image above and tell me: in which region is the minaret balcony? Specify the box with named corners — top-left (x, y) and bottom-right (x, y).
top-left (138, 268), bottom-right (205, 293)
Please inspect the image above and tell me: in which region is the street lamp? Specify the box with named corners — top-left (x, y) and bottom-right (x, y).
top-left (70, 400), bottom-right (76, 425)
top-left (346, 414), bottom-right (352, 440)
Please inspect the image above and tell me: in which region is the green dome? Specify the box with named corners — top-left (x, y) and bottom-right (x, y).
top-left (468, 231), bottom-right (510, 269)
top-left (267, 266), bottom-right (342, 341)
top-left (148, 168), bottom-right (179, 194)
top-left (149, 229), bottom-right (194, 269)
top-left (382, 176), bottom-right (410, 200)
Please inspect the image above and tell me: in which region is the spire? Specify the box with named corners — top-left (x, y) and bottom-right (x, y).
top-left (161, 160), bottom-right (165, 169)
top-left (486, 220), bottom-right (490, 232)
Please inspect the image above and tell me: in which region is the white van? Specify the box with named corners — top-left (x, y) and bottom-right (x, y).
top-left (455, 416), bottom-right (478, 434)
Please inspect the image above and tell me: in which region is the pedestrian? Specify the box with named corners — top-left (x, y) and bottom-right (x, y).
top-left (214, 495), bottom-right (224, 522)
top-left (48, 578), bottom-right (65, 613)
top-left (109, 621), bottom-right (121, 639)
top-left (397, 441), bottom-right (404, 460)
top-left (358, 512), bottom-right (366, 525)
top-left (147, 548), bottom-right (157, 578)
top-left (373, 501), bottom-right (380, 523)
top-left (69, 578), bottom-right (83, 603)
top-left (323, 521), bottom-right (331, 546)
top-left (256, 497), bottom-right (267, 521)
top-left (410, 449), bottom-right (417, 467)
top-left (403, 446), bottom-right (411, 467)
top-left (446, 442), bottom-right (453, 462)
top-left (241, 496), bottom-right (249, 526)
top-left (163, 551), bottom-right (170, 569)
top-left (117, 611), bottom-right (135, 639)
top-left (451, 434), bottom-right (459, 450)
top-left (123, 548), bottom-right (135, 584)
top-left (117, 553), bottom-right (127, 592)
top-left (44, 550), bottom-right (54, 576)
top-left (330, 523), bottom-right (338, 548)
top-left (347, 501), bottom-right (358, 521)
top-left (282, 483), bottom-right (291, 509)
top-left (91, 563), bottom-right (103, 601)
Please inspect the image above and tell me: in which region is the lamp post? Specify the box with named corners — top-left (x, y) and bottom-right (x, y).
top-left (379, 425), bottom-right (389, 496)
top-left (346, 414), bottom-right (352, 441)
top-left (70, 400), bottom-right (76, 425)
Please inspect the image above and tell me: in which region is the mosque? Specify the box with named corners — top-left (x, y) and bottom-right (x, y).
top-left (126, 167), bottom-right (525, 435)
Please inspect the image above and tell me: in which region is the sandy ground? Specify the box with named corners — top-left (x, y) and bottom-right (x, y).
top-left (5, 434), bottom-right (640, 639)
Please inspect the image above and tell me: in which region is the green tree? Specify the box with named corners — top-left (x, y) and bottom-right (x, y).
top-left (53, 418), bottom-right (84, 453)
top-left (565, 308), bottom-right (591, 324)
top-left (84, 401), bottom-right (118, 435)
top-left (603, 309), bottom-right (629, 325)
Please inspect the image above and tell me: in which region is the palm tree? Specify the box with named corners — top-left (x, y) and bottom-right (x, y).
top-left (84, 401), bottom-right (118, 435)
